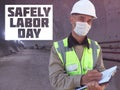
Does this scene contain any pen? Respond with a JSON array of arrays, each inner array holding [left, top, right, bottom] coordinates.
[[76, 86, 87, 90]]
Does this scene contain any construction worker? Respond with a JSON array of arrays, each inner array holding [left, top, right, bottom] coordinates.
[[49, 0, 107, 90]]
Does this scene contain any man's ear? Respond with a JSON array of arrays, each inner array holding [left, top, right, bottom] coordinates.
[[69, 15, 74, 25], [69, 15, 75, 28]]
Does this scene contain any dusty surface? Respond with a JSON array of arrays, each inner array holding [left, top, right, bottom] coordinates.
[[0, 49, 53, 90], [0, 49, 119, 90]]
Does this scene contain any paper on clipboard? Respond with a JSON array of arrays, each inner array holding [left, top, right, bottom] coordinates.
[[76, 66, 117, 90], [99, 65, 117, 84]]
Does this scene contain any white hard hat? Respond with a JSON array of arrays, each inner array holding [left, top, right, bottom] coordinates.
[[71, 0, 97, 19]]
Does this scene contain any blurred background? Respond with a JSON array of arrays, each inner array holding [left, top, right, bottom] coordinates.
[[0, 0, 120, 90]]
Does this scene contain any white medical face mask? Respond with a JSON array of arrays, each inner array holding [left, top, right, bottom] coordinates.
[[74, 22, 91, 36]]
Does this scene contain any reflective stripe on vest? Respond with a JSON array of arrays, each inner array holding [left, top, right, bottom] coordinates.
[[54, 38, 100, 75]]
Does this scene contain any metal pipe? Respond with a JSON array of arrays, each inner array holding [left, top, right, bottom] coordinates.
[[102, 51, 120, 54], [99, 40, 120, 44], [101, 46, 120, 49], [103, 58, 120, 63]]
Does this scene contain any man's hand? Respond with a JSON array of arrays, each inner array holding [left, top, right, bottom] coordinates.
[[87, 81, 106, 90], [81, 70, 102, 85]]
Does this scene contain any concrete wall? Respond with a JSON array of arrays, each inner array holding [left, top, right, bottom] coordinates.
[[1, 0, 120, 60], [1, 0, 120, 59], [0, 0, 23, 57]]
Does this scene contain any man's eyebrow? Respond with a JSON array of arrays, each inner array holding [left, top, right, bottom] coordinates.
[[79, 16, 85, 18], [78, 16, 85, 20]]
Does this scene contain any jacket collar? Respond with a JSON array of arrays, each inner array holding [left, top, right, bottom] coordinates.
[[68, 33, 89, 48]]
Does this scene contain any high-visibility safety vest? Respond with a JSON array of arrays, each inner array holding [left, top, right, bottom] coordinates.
[[54, 37, 100, 75]]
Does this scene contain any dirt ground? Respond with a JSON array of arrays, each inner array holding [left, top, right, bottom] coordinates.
[[0, 49, 53, 90], [0, 49, 119, 90]]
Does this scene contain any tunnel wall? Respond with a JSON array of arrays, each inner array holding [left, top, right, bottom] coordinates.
[[0, 0, 22, 57], [1, 0, 120, 60], [0, 0, 120, 90], [15, 0, 119, 61], [91, 0, 120, 61]]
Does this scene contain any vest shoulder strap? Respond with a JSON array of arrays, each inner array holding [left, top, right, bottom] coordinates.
[[54, 38, 68, 65], [54, 38, 100, 67], [89, 39, 100, 66]]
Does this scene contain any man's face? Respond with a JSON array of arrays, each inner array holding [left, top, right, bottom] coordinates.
[[70, 14, 94, 29]]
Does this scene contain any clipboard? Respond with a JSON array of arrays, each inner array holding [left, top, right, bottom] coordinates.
[[76, 66, 117, 90]]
